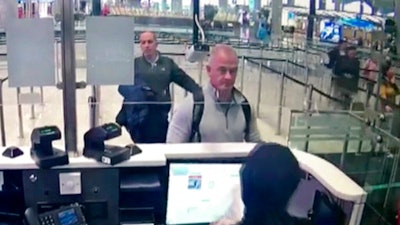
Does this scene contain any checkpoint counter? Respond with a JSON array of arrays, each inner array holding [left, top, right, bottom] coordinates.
[[0, 143, 367, 225]]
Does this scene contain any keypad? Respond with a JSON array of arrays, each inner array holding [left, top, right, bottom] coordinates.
[[39, 215, 56, 225]]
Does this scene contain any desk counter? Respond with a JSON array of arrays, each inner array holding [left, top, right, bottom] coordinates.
[[0, 143, 367, 204]]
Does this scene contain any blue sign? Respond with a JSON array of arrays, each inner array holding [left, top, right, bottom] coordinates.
[[288, 12, 295, 20], [248, 0, 255, 11], [188, 175, 202, 190]]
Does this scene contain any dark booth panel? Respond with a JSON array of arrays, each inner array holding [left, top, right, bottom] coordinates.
[[22, 168, 119, 225]]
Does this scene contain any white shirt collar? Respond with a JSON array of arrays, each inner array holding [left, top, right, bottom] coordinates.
[[145, 53, 159, 67]]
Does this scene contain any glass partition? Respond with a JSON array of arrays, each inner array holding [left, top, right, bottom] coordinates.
[[288, 109, 400, 221]]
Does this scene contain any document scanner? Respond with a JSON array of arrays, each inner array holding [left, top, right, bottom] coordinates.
[[30, 126, 69, 169], [83, 123, 132, 165]]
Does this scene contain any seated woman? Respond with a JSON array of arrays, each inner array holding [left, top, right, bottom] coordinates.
[[212, 142, 302, 225]]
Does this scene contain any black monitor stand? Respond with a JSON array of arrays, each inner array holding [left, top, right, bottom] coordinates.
[[83, 123, 133, 165], [30, 126, 69, 169]]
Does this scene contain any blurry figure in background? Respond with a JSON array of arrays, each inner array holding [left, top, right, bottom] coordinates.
[[357, 37, 363, 47], [101, 3, 110, 16], [362, 58, 378, 107], [325, 40, 347, 69], [18, 2, 24, 19], [256, 21, 270, 46], [332, 46, 360, 110], [380, 69, 399, 112]]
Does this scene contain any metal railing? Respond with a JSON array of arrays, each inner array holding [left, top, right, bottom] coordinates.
[[0, 77, 8, 146], [0, 39, 393, 146]]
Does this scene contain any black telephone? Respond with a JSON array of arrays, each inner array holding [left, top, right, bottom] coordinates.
[[25, 203, 87, 225]]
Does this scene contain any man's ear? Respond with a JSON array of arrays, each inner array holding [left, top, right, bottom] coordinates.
[[206, 65, 211, 74]]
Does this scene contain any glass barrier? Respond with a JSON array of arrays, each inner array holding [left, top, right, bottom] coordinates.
[[1, 38, 364, 149], [360, 203, 392, 225], [288, 109, 400, 222], [2, 1, 397, 223]]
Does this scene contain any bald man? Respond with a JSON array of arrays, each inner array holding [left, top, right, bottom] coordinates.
[[166, 44, 261, 143], [116, 31, 201, 143]]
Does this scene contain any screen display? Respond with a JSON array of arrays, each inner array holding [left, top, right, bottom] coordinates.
[[166, 163, 242, 225], [319, 20, 342, 43], [58, 208, 78, 225], [39, 128, 56, 135]]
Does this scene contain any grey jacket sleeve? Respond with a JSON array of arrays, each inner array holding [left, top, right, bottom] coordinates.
[[166, 96, 194, 143], [245, 104, 261, 142]]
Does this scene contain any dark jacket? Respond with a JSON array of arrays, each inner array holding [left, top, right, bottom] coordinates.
[[326, 47, 342, 69], [134, 53, 201, 111], [116, 53, 201, 143], [239, 142, 302, 225], [333, 56, 360, 93], [116, 78, 156, 142]]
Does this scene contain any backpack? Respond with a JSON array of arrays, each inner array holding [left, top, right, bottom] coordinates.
[[189, 90, 252, 142]]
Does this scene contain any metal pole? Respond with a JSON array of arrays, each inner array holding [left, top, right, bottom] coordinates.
[[30, 87, 35, 119], [276, 70, 285, 135], [16, 88, 24, 138], [240, 55, 245, 92], [192, 0, 199, 44], [256, 62, 263, 117], [375, 53, 384, 111], [395, 0, 400, 54], [0, 80, 6, 146], [89, 0, 102, 128], [27, 0, 32, 18], [384, 143, 400, 207], [339, 132, 350, 169], [170, 84, 175, 118], [198, 60, 203, 85], [304, 47, 310, 93], [61, 0, 78, 154], [89, 86, 100, 128], [88, 96, 95, 128], [304, 84, 313, 112], [304, 84, 313, 152], [307, 0, 316, 40], [40, 86, 44, 105]]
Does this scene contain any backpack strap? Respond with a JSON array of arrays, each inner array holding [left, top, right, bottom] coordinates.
[[241, 96, 252, 137], [190, 89, 251, 142], [190, 91, 205, 142]]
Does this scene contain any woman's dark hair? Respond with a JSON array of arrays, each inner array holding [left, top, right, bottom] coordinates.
[[240, 143, 302, 225]]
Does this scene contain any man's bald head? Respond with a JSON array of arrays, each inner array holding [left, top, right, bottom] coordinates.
[[206, 44, 239, 93], [139, 31, 157, 42], [208, 44, 238, 66], [139, 31, 158, 59]]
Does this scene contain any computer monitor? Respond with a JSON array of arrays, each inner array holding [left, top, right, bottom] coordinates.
[[166, 163, 242, 225], [319, 19, 343, 43]]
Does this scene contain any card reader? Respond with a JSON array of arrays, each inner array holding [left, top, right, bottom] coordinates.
[[30, 126, 69, 169], [83, 123, 133, 165]]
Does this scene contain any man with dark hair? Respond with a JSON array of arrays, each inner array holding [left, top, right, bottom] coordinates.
[[325, 40, 347, 69], [116, 31, 202, 143], [332, 46, 360, 109], [212, 142, 302, 225]]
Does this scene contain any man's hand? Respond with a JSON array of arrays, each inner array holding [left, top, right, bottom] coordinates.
[[210, 218, 238, 225]]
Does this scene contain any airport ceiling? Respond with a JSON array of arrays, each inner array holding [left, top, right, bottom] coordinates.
[[343, 0, 394, 12]]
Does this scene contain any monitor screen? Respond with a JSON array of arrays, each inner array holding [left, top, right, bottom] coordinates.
[[58, 208, 78, 225], [319, 20, 342, 43], [166, 163, 242, 225]]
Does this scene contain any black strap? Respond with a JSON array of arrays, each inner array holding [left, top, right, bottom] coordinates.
[[241, 96, 251, 137], [190, 90, 251, 142], [190, 92, 204, 142]]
